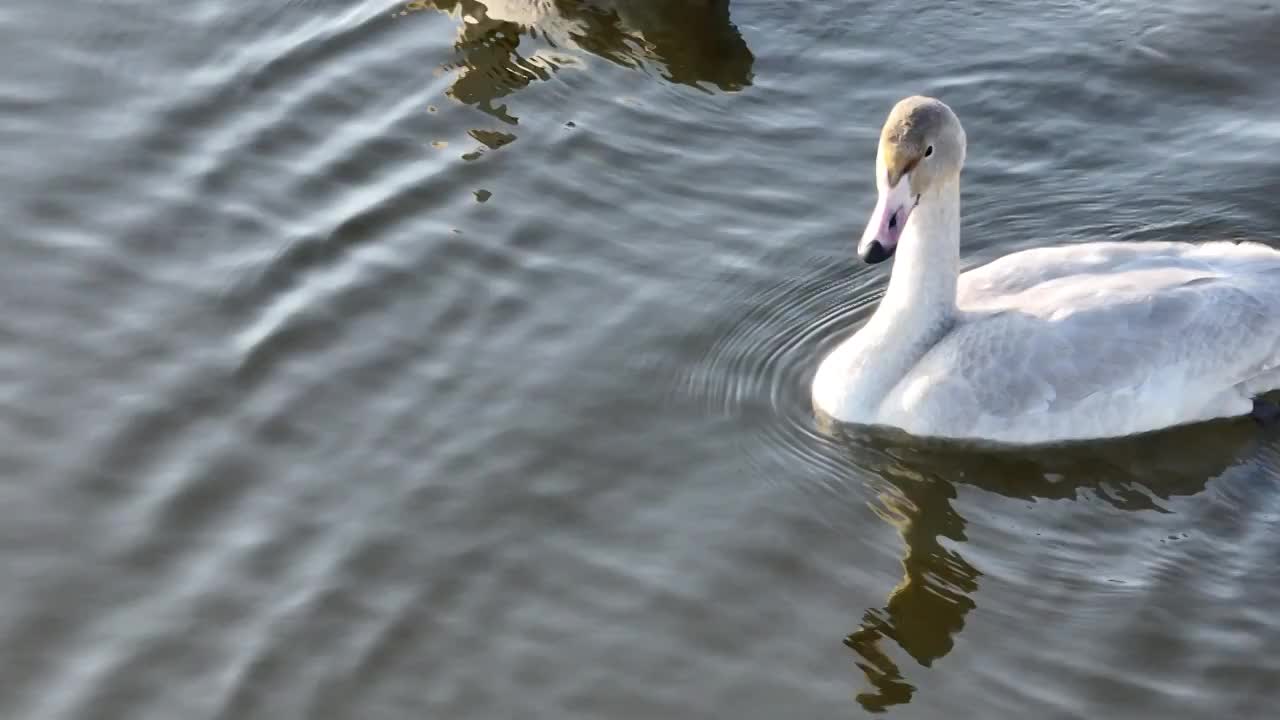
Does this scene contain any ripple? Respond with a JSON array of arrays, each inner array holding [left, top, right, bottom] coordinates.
[[10, 0, 1280, 717], [669, 252, 883, 484]]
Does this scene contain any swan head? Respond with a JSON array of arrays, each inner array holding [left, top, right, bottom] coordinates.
[[858, 96, 966, 264]]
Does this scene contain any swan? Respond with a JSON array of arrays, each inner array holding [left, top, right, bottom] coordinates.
[[812, 95, 1280, 445]]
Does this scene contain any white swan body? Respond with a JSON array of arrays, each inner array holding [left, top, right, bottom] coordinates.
[[812, 97, 1280, 445]]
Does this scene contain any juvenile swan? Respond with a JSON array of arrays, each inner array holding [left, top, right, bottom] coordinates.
[[812, 96, 1280, 445]]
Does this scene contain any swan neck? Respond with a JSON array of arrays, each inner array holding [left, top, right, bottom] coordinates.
[[879, 178, 960, 324], [810, 178, 962, 422]]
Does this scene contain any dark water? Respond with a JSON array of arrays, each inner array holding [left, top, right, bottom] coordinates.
[[4, 0, 1280, 717]]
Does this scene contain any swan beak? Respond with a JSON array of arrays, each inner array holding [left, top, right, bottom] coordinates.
[[858, 177, 914, 264]]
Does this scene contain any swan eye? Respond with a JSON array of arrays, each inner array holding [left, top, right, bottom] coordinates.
[[924, 145, 934, 157]]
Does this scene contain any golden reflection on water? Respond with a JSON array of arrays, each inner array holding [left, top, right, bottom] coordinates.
[[405, 0, 753, 153], [848, 460, 979, 711], [835, 420, 1261, 712]]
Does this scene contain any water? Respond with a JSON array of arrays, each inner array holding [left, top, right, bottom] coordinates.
[[3, 0, 1280, 717]]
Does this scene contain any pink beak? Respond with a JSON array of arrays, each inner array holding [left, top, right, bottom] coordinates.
[[857, 177, 914, 264]]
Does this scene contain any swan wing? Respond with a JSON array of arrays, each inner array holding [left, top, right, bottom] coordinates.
[[886, 241, 1280, 441]]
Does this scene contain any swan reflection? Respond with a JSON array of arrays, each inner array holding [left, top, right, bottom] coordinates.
[[835, 420, 1261, 711]]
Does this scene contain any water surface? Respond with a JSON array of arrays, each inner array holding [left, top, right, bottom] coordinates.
[[3, 0, 1280, 717]]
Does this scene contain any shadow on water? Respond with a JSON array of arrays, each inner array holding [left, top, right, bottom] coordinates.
[[829, 419, 1265, 712], [409, 0, 753, 128]]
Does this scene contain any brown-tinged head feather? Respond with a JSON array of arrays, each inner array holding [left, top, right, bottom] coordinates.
[[878, 96, 953, 187]]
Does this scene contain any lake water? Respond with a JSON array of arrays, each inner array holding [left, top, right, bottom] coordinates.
[[4, 0, 1280, 717]]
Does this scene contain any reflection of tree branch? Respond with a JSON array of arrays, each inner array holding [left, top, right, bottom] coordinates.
[[407, 0, 753, 129], [441, 14, 541, 125]]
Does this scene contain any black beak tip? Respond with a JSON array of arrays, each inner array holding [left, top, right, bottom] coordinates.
[[860, 241, 892, 265]]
